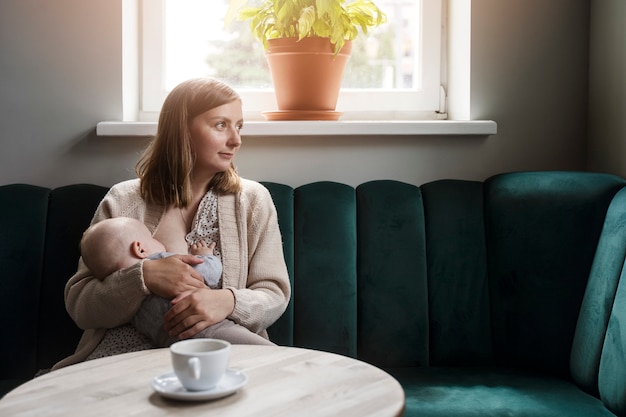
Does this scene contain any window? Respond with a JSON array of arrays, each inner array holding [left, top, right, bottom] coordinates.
[[139, 0, 443, 121]]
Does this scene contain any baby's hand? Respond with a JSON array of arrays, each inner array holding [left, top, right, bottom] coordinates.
[[189, 240, 216, 256]]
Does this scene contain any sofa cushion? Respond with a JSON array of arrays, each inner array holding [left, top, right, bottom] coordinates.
[[390, 367, 616, 417], [261, 182, 295, 347], [600, 271, 626, 415], [484, 171, 624, 376], [292, 182, 357, 357], [0, 184, 49, 382], [421, 179, 492, 367], [356, 180, 428, 368], [38, 184, 108, 370], [594, 190, 626, 415], [571, 187, 626, 399]]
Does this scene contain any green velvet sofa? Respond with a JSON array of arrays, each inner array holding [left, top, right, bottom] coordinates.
[[2, 171, 626, 416]]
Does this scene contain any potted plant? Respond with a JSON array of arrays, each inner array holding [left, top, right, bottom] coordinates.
[[226, 0, 387, 120]]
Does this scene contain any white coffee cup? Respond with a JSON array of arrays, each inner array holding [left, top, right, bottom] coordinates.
[[170, 339, 231, 391]]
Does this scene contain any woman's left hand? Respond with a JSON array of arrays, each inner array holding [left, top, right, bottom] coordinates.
[[163, 288, 235, 339]]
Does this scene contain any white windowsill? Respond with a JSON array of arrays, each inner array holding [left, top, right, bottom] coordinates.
[[96, 120, 497, 137]]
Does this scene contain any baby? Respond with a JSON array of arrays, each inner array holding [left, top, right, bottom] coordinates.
[[80, 217, 273, 347]]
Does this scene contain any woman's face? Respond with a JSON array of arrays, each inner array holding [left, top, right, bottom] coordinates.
[[189, 100, 243, 180]]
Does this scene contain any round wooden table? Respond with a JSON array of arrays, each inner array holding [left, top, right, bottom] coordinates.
[[0, 345, 405, 416]]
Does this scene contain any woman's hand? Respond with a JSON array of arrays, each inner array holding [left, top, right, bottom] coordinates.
[[163, 288, 235, 340], [142, 255, 206, 299]]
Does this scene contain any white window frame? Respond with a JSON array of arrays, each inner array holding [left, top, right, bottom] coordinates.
[[138, 0, 443, 122]]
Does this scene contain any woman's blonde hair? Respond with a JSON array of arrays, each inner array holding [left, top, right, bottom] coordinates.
[[136, 78, 242, 207]]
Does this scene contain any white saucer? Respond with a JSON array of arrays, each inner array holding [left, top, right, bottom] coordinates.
[[152, 369, 248, 401]]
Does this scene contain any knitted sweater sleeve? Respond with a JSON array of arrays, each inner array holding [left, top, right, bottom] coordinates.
[[220, 180, 291, 334], [64, 180, 152, 329]]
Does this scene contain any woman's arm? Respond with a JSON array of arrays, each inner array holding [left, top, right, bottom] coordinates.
[[67, 254, 207, 330], [163, 287, 235, 339], [162, 181, 291, 339], [226, 182, 291, 333], [65, 180, 206, 330], [65, 260, 148, 329], [65, 182, 149, 329]]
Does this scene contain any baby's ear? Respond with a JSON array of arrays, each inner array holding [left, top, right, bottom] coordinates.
[[131, 241, 149, 259]]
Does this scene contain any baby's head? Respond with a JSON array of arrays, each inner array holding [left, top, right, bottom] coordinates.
[[81, 217, 166, 279]]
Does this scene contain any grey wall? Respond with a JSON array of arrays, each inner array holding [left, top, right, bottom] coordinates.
[[587, 0, 626, 177], [0, 0, 593, 189]]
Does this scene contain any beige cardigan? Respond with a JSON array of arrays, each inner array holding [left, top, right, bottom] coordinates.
[[53, 178, 290, 369]]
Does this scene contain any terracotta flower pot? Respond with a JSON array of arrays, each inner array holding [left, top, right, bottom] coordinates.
[[264, 37, 352, 119]]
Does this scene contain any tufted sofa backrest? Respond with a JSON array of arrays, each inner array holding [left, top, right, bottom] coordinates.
[[268, 173, 625, 369], [2, 171, 626, 413], [0, 183, 108, 384], [570, 187, 626, 413]]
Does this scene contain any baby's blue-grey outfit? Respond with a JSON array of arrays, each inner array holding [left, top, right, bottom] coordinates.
[[131, 252, 221, 347]]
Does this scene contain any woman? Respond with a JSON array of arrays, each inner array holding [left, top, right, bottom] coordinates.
[[53, 78, 290, 369]]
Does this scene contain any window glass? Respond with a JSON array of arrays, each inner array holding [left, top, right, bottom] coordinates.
[[142, 0, 442, 120], [165, 0, 421, 90]]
